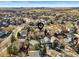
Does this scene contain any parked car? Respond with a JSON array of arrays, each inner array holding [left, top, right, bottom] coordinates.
[[1, 21, 9, 27], [0, 31, 12, 38]]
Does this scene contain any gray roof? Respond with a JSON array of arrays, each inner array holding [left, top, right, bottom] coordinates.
[[40, 36, 51, 44], [19, 30, 27, 37]]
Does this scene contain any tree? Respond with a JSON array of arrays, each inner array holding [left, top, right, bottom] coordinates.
[[8, 45, 19, 56], [29, 22, 34, 26], [34, 44, 41, 50], [39, 44, 47, 57], [11, 34, 16, 43], [43, 17, 50, 21]]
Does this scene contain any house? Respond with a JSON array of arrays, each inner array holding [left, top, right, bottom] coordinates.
[[18, 30, 27, 39], [52, 40, 64, 52], [0, 22, 2, 27], [68, 27, 77, 34], [29, 40, 39, 46], [54, 31, 66, 38], [66, 33, 73, 43], [66, 32, 78, 47], [40, 36, 50, 44], [40, 36, 52, 49]]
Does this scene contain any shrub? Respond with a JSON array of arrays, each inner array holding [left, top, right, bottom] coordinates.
[[76, 44, 79, 54]]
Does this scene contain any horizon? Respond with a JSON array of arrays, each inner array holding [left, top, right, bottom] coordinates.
[[0, 1, 79, 7]]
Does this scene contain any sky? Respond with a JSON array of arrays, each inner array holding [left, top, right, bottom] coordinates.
[[0, 1, 79, 7]]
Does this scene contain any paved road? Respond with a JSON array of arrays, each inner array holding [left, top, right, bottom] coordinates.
[[28, 50, 40, 57]]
